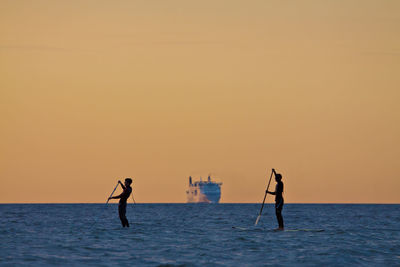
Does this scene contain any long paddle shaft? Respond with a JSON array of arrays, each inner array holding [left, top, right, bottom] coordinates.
[[106, 182, 119, 204], [255, 169, 274, 226], [89, 182, 120, 230]]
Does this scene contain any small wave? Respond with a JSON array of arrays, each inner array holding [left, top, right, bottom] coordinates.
[[1, 204, 399, 266]]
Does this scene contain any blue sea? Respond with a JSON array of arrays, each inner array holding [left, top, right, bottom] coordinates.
[[0, 204, 399, 266]]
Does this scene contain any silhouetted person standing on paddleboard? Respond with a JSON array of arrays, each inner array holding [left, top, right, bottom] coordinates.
[[108, 178, 132, 227], [266, 169, 284, 230]]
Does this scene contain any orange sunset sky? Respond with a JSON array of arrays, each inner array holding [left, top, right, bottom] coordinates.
[[1, 1, 399, 203]]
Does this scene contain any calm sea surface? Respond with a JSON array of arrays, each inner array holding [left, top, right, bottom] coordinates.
[[0, 204, 399, 266]]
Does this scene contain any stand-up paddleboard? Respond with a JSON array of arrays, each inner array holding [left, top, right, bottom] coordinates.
[[232, 226, 324, 232], [267, 228, 325, 232], [231, 226, 264, 231], [232, 226, 251, 231], [284, 229, 324, 232]]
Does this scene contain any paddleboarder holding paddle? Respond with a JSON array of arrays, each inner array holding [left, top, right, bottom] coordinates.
[[108, 178, 133, 227], [266, 169, 284, 230]]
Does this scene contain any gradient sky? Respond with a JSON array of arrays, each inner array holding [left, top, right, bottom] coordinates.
[[1, 0, 399, 203]]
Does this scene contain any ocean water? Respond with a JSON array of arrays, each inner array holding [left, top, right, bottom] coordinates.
[[0, 204, 399, 266]]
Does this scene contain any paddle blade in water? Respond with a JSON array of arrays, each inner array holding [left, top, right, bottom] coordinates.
[[255, 215, 261, 226]]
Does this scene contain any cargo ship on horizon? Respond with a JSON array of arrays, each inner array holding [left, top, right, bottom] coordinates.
[[186, 175, 222, 203]]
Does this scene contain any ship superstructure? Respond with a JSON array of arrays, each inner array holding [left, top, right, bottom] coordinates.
[[186, 176, 222, 203]]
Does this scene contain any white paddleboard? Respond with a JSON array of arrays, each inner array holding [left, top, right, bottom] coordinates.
[[283, 229, 324, 232], [232, 226, 324, 232]]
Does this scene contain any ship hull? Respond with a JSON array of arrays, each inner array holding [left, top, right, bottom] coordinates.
[[186, 177, 222, 203]]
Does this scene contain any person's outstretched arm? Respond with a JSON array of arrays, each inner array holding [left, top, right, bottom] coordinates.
[[108, 181, 125, 200], [109, 193, 121, 200], [118, 180, 126, 190], [267, 169, 277, 195], [110, 186, 130, 200]]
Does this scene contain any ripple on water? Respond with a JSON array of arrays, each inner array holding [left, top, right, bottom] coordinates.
[[0, 204, 400, 266]]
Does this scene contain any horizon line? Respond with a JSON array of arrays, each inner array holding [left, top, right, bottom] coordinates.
[[0, 202, 399, 205]]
